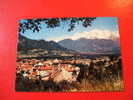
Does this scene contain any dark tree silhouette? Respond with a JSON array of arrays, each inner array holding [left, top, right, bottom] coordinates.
[[19, 17, 96, 33]]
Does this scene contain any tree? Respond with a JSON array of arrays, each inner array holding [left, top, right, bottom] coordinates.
[[19, 17, 96, 33]]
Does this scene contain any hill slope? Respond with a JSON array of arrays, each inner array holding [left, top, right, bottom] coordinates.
[[17, 34, 75, 57]]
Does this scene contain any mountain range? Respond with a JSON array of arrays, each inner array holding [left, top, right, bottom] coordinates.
[[17, 34, 74, 56], [17, 34, 120, 57], [58, 38, 120, 53]]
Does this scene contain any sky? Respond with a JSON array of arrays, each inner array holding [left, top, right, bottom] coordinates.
[[20, 17, 120, 42]]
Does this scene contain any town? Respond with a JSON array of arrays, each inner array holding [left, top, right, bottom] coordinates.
[[16, 55, 123, 92]]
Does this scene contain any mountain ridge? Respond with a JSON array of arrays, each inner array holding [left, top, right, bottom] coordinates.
[[58, 38, 120, 53], [17, 34, 75, 56]]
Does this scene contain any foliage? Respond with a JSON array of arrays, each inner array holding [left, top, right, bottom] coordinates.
[[19, 17, 96, 33]]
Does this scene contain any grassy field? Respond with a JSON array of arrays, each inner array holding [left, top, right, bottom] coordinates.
[[68, 79, 124, 92], [16, 74, 124, 92]]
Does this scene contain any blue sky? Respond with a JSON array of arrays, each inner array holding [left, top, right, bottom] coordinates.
[[20, 17, 119, 41]]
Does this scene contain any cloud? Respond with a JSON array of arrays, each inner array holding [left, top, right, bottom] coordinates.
[[48, 37, 67, 42], [47, 29, 119, 42]]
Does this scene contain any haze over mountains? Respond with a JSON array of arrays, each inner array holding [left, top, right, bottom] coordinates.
[[48, 29, 119, 42]]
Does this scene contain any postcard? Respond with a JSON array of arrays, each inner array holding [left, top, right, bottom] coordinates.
[[16, 17, 124, 92]]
